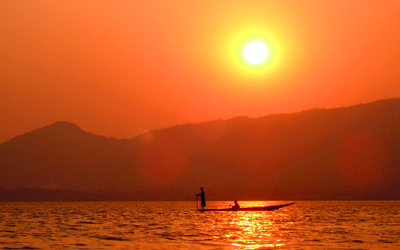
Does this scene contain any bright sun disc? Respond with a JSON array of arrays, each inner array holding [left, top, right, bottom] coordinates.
[[243, 41, 268, 64]]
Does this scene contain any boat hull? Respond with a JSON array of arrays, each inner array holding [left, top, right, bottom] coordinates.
[[198, 202, 295, 212]]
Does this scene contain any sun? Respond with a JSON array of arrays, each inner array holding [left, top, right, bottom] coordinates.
[[243, 41, 268, 64]]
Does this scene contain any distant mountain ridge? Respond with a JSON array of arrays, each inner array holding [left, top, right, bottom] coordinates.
[[1, 98, 400, 201]]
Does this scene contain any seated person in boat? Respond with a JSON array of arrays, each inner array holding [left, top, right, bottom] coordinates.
[[230, 200, 240, 210]]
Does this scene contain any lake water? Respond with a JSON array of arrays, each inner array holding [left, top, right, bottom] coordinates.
[[0, 201, 399, 249]]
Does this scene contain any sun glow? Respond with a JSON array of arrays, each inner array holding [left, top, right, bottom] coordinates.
[[243, 41, 268, 64], [223, 28, 283, 85]]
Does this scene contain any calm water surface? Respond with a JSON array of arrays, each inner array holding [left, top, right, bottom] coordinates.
[[0, 201, 399, 249]]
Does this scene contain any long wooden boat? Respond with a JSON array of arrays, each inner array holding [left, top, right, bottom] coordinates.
[[198, 202, 295, 212]]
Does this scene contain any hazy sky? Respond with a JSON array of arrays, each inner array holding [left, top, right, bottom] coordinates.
[[1, 0, 400, 143]]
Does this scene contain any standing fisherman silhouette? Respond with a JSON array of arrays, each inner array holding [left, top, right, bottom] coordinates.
[[196, 187, 206, 210]]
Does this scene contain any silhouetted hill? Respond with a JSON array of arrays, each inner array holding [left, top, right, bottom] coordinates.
[[0, 122, 139, 192], [1, 99, 400, 201]]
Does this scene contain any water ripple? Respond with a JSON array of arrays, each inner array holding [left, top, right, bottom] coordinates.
[[0, 201, 399, 249]]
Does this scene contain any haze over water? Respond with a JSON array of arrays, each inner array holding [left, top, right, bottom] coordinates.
[[1, 201, 399, 249]]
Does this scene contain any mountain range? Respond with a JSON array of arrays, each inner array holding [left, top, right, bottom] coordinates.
[[1, 98, 400, 201]]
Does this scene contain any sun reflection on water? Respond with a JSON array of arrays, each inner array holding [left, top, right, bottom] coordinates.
[[211, 201, 290, 249]]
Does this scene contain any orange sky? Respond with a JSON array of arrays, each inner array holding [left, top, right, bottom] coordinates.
[[1, 0, 400, 143]]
